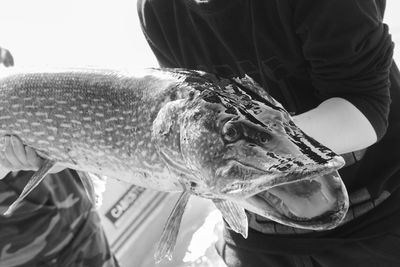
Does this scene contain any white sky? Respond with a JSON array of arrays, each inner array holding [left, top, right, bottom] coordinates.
[[0, 1, 399, 68], [0, 0, 157, 68]]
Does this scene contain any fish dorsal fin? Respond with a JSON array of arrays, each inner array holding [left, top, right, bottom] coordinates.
[[213, 199, 248, 238], [4, 159, 57, 216], [154, 191, 190, 263]]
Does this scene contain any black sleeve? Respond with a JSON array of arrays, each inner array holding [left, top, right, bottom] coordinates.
[[137, 0, 179, 68], [293, 0, 393, 140]]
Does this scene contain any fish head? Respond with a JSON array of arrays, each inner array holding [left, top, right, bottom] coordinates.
[[178, 88, 348, 230]]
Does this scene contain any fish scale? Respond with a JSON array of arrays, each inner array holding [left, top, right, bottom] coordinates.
[[0, 68, 348, 262], [0, 69, 185, 190]]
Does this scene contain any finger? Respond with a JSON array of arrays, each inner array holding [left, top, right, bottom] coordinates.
[[25, 145, 41, 170], [4, 136, 25, 170], [11, 136, 29, 165], [0, 137, 10, 170], [49, 165, 66, 174], [26, 145, 64, 173], [0, 156, 15, 171]]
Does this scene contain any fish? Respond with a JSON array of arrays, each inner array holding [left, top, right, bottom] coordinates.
[[0, 68, 348, 262]]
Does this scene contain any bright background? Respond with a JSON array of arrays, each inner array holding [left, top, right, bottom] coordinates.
[[0, 1, 399, 69], [0, 0, 157, 68]]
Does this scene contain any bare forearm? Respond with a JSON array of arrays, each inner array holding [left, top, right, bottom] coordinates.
[[292, 97, 377, 155]]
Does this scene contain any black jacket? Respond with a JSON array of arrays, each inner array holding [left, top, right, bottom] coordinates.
[[138, 0, 400, 241]]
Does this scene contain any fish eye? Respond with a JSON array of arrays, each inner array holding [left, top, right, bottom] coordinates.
[[222, 123, 241, 143], [258, 132, 271, 144]]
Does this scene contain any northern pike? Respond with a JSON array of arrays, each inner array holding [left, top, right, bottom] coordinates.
[[0, 68, 348, 262]]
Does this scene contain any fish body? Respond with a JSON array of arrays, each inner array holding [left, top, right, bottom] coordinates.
[[0, 68, 348, 261], [0, 69, 191, 191]]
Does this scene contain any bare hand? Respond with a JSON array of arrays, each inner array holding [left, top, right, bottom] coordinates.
[[0, 135, 65, 178]]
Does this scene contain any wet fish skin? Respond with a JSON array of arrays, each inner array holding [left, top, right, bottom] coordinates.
[[0, 67, 347, 224], [0, 68, 348, 262], [0, 68, 188, 191]]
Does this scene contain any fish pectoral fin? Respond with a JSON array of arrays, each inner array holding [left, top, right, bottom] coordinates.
[[4, 159, 57, 216], [213, 199, 248, 239], [154, 191, 190, 263]]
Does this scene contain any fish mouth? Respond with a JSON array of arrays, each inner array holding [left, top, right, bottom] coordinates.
[[218, 158, 343, 197], [215, 158, 348, 230], [237, 171, 349, 230]]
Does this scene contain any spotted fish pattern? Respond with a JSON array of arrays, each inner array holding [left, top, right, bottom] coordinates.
[[0, 69, 189, 191], [0, 68, 349, 262]]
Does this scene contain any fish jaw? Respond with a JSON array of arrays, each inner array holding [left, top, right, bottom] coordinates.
[[207, 132, 348, 230], [214, 156, 344, 196], [234, 171, 349, 230], [207, 158, 348, 230]]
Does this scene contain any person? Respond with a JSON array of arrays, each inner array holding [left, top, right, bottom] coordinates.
[[0, 47, 119, 267], [137, 1, 400, 266]]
